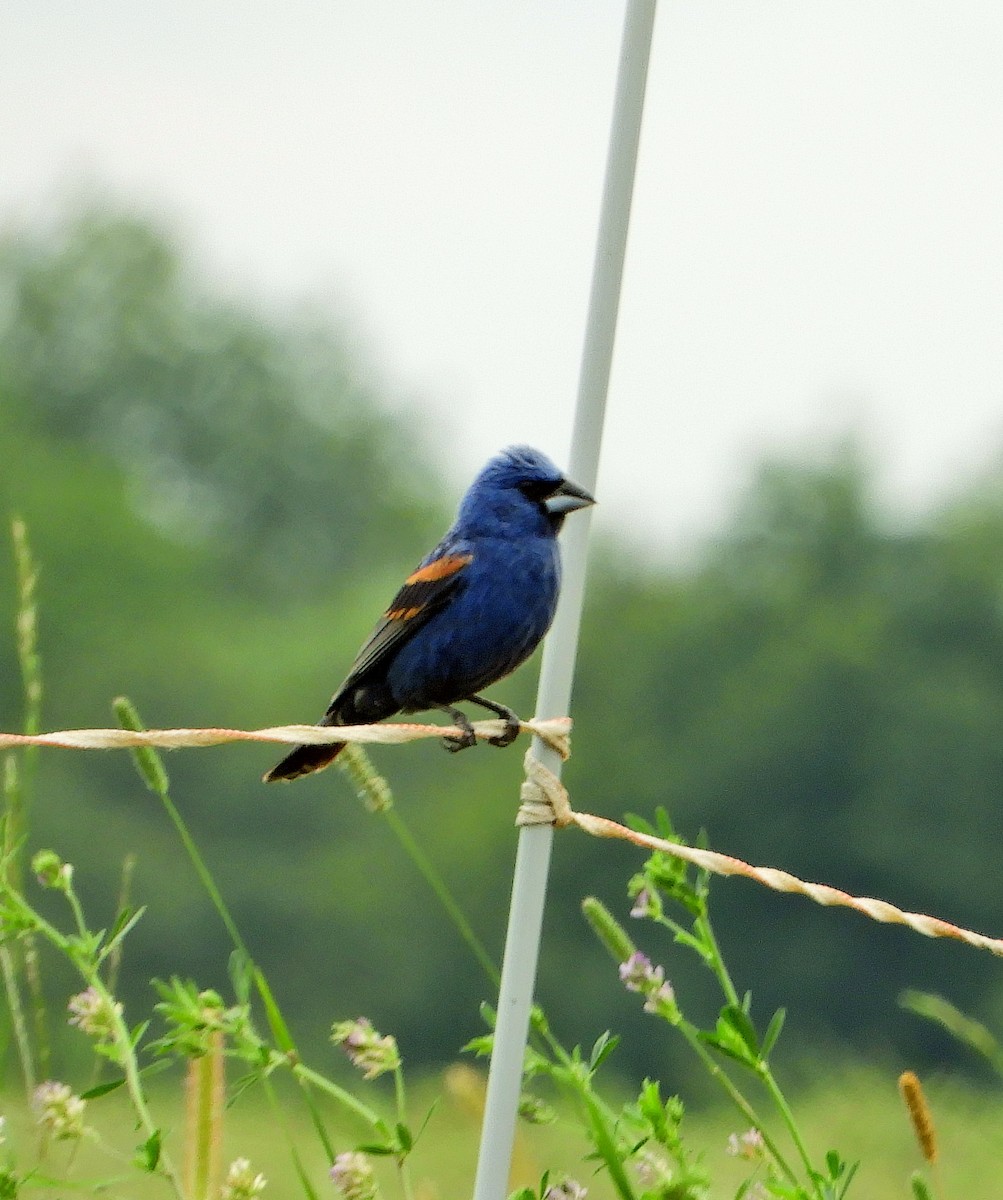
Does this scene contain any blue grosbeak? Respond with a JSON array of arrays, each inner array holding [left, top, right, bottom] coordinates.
[[264, 445, 594, 781]]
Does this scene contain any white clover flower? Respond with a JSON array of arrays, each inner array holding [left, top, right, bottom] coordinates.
[[726, 1128, 766, 1160], [544, 1180, 588, 1199], [634, 1150, 672, 1186], [67, 986, 123, 1040], [221, 1156, 267, 1198], [329, 1151, 379, 1200], [33, 1081, 86, 1139]]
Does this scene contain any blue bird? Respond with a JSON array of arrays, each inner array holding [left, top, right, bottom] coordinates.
[[264, 445, 595, 781]]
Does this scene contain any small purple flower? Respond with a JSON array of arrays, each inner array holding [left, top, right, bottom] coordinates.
[[330, 1151, 378, 1199], [619, 952, 677, 1016], [619, 951, 657, 991], [331, 1018, 400, 1080], [630, 887, 657, 919]]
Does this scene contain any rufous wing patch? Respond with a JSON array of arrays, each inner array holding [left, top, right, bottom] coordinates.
[[405, 553, 474, 585], [385, 605, 425, 621]]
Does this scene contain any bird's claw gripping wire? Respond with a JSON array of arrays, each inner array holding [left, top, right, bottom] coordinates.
[[438, 705, 479, 752], [438, 698, 524, 752], [467, 694, 522, 748], [485, 714, 521, 748]]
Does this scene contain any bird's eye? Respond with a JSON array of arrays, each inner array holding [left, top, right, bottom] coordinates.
[[517, 479, 558, 502]]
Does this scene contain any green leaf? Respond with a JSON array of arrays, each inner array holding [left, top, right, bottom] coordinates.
[[101, 904, 146, 960], [355, 1142, 395, 1157], [81, 1076, 127, 1100], [479, 1001, 498, 1028], [462, 1034, 494, 1057], [761, 1008, 786, 1058], [289, 1143, 322, 1200], [228, 949, 254, 1005], [699, 1012, 758, 1068], [588, 1030, 620, 1072], [721, 1003, 760, 1056], [136, 1129, 161, 1173], [900, 988, 1003, 1074], [254, 967, 296, 1055], [582, 1091, 638, 1200], [909, 1171, 934, 1200], [636, 1078, 672, 1143]]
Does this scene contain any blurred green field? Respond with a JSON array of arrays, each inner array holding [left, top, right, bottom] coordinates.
[[1, 1059, 997, 1198], [4, 206, 1003, 1200]]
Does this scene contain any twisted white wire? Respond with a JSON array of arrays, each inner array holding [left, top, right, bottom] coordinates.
[[0, 717, 572, 757], [4, 717, 999, 956], [516, 751, 1003, 958]]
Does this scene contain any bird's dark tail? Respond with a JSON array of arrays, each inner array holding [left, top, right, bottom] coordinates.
[[262, 740, 346, 782], [263, 714, 347, 783]]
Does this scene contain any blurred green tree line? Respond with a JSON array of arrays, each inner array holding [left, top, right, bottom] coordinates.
[[1, 205, 1002, 1087]]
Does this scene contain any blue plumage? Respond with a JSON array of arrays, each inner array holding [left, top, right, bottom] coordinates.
[[264, 445, 594, 781]]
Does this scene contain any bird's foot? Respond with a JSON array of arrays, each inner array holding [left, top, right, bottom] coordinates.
[[467, 695, 522, 748], [486, 713, 521, 748], [438, 706, 478, 753]]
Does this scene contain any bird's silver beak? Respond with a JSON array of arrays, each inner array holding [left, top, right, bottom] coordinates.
[[544, 477, 596, 515]]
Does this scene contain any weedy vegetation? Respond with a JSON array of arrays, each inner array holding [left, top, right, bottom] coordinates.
[[0, 521, 998, 1199]]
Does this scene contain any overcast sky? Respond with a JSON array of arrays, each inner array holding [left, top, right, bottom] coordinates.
[[4, 2, 1003, 554]]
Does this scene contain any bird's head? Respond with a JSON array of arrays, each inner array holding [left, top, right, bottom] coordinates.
[[457, 445, 595, 538]]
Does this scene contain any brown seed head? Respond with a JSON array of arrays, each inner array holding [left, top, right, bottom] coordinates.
[[899, 1070, 937, 1165]]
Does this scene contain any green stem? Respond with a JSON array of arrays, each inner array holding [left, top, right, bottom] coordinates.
[[692, 908, 741, 1009], [187, 1037, 223, 1200], [756, 1064, 823, 1199], [155, 788, 249, 957], [0, 942, 35, 1097], [393, 1065, 415, 1200], [675, 1016, 798, 1185], [97, 971, 185, 1197], [575, 1088, 636, 1200], [260, 1075, 324, 1200], [691, 899, 819, 1196], [154, 780, 358, 1148], [115, 700, 359, 1163], [5, 519, 49, 1090], [291, 1062, 383, 1128], [64, 879, 91, 943], [370, 772, 648, 1190], [338, 744, 501, 987], [380, 807, 500, 988], [0, 885, 185, 1197], [0, 757, 37, 1098]]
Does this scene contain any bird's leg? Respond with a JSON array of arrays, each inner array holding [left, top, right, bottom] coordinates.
[[436, 704, 478, 752], [466, 694, 522, 748]]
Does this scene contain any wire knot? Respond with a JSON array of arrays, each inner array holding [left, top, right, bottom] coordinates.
[[516, 750, 573, 828]]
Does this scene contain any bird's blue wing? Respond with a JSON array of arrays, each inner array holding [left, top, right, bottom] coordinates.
[[330, 550, 474, 702]]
